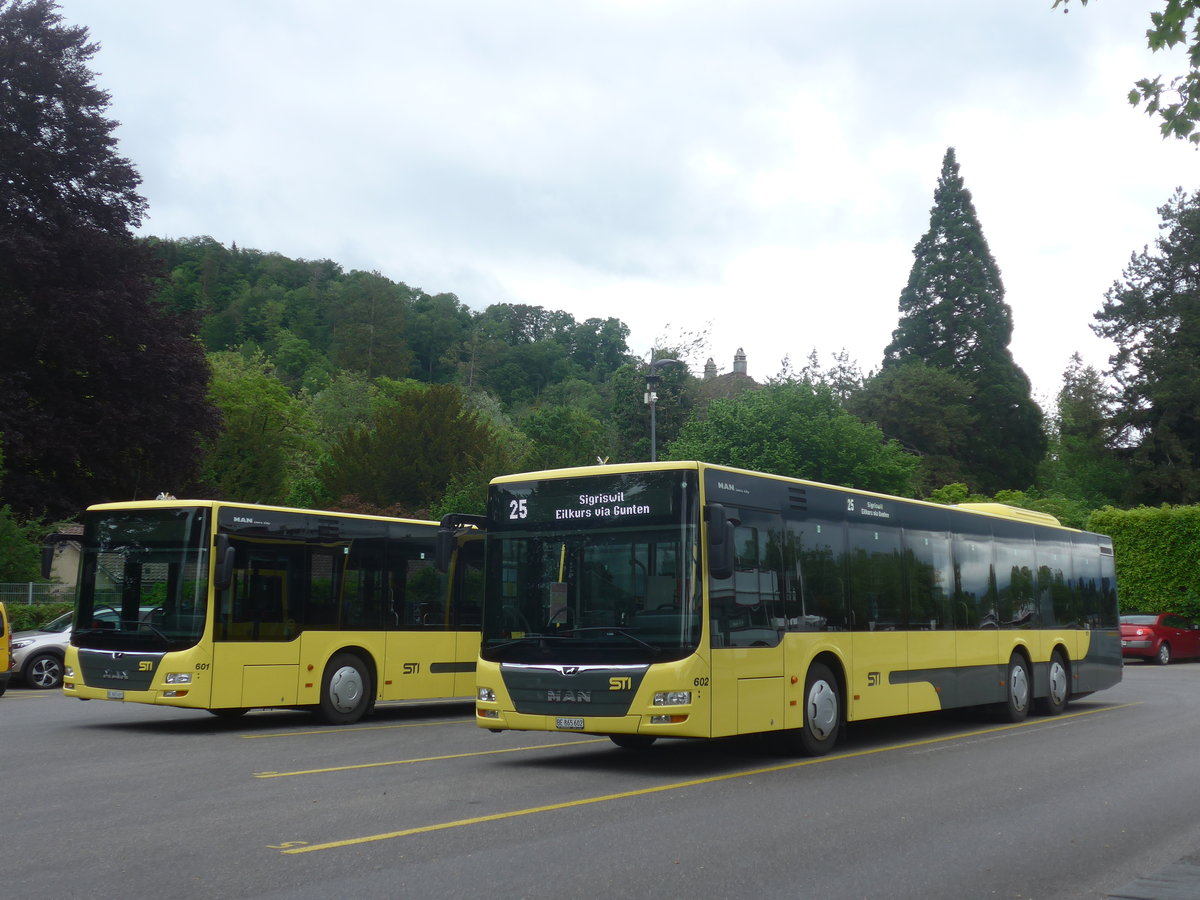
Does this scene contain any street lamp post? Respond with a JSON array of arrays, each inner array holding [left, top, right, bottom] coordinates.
[[645, 357, 683, 462]]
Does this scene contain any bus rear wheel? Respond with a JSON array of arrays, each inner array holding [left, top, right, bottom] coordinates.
[[319, 652, 373, 725], [1036, 649, 1069, 716], [791, 663, 840, 757], [1000, 653, 1031, 723]]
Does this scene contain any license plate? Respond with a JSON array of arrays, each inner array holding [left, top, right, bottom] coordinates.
[[107, 690, 124, 700], [555, 717, 584, 730]]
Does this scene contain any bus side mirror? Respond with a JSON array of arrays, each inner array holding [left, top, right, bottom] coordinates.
[[436, 514, 485, 574], [214, 534, 236, 591], [707, 504, 737, 580], [436, 529, 456, 574]]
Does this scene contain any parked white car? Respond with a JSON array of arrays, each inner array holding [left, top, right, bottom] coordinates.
[[11, 607, 157, 689], [10, 611, 74, 689]]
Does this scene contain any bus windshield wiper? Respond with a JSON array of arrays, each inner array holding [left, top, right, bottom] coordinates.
[[487, 633, 571, 651], [566, 627, 661, 652]]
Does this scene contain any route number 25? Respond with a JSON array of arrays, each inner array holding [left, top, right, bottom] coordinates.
[[509, 499, 528, 519]]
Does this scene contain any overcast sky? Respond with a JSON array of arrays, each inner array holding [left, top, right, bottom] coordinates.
[[55, 0, 1198, 404]]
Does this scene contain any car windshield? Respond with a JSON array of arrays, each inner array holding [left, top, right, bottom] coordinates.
[[1120, 615, 1160, 625], [73, 506, 211, 653], [38, 612, 73, 633], [482, 470, 701, 665]]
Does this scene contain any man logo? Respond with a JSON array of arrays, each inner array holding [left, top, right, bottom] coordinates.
[[560, 666, 580, 676], [546, 690, 591, 702]]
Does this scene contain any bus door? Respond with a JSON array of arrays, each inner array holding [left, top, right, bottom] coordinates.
[[848, 524, 909, 719], [383, 551, 458, 700], [709, 514, 785, 737], [212, 542, 303, 709], [904, 529, 956, 713]]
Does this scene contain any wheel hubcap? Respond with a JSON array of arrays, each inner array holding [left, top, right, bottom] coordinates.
[[806, 680, 838, 740], [32, 659, 61, 688], [1010, 663, 1029, 712], [1048, 660, 1067, 706], [328, 665, 363, 713]]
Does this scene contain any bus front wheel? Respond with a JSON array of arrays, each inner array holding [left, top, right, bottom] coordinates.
[[792, 663, 840, 756], [319, 652, 373, 725]]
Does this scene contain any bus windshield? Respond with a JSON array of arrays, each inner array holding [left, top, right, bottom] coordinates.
[[74, 507, 211, 653], [483, 470, 701, 664]]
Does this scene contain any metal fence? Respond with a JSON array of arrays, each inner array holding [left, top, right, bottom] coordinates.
[[0, 583, 71, 605]]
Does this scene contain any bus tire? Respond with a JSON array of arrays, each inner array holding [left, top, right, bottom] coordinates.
[[1036, 649, 1069, 716], [795, 663, 840, 756], [319, 652, 373, 725], [610, 734, 656, 750], [1000, 653, 1031, 723]]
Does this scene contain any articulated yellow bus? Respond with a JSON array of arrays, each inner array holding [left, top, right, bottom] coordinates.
[[474, 462, 1122, 753], [62, 500, 481, 724]]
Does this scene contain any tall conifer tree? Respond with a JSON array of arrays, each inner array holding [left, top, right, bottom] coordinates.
[[883, 148, 1045, 493], [1094, 187, 1200, 504]]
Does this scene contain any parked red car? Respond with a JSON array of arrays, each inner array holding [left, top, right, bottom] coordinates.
[[1120, 613, 1200, 665]]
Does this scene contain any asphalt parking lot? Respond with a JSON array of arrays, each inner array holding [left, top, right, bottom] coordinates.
[[5, 664, 1200, 899]]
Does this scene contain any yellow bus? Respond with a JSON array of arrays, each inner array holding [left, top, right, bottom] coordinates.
[[62, 500, 482, 724], [474, 462, 1122, 753]]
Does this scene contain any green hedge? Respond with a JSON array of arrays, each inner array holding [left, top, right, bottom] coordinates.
[[4, 602, 73, 632], [1088, 505, 1200, 618]]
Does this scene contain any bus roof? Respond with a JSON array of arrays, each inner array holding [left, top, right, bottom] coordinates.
[[489, 461, 1067, 529], [83, 499, 437, 527]]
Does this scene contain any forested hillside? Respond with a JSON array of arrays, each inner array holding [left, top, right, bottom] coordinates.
[[7, 0, 1200, 613]]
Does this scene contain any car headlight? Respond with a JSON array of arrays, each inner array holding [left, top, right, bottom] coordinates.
[[11, 639, 33, 650]]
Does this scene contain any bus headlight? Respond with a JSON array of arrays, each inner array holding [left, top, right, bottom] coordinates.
[[653, 691, 691, 706], [64, 665, 75, 678], [164, 672, 192, 684], [477, 687, 496, 703]]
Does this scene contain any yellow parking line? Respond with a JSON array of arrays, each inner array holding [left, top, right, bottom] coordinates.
[[255, 738, 607, 778], [279, 703, 1134, 855]]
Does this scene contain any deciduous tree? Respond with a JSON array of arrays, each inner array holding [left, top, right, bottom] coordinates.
[[1055, 0, 1200, 144], [665, 381, 919, 496], [0, 0, 217, 517], [320, 384, 500, 515], [201, 351, 318, 505]]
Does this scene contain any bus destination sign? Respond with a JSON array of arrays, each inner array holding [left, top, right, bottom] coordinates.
[[491, 471, 694, 532]]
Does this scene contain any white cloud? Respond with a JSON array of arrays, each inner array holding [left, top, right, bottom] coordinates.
[[58, 0, 1199, 401]]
